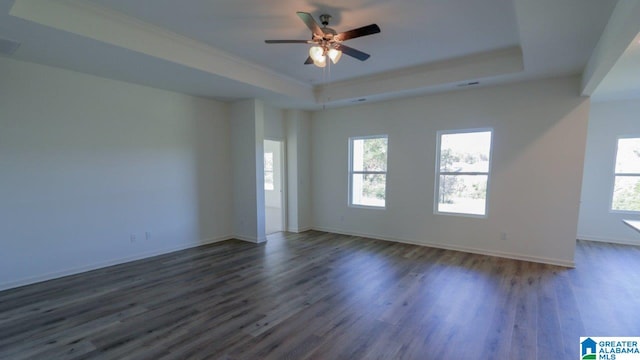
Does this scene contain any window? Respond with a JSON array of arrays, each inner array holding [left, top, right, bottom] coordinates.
[[349, 135, 388, 208], [264, 152, 274, 191], [435, 129, 492, 217], [611, 137, 640, 212]]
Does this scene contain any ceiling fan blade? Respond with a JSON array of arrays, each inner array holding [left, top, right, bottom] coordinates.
[[334, 44, 371, 61], [297, 11, 324, 36], [265, 40, 313, 44], [335, 24, 381, 42], [304, 56, 314, 65]]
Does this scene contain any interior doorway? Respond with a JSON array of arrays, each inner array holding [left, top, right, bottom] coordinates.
[[264, 139, 285, 234]]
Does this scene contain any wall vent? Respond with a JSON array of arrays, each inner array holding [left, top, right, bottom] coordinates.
[[457, 81, 480, 87], [0, 38, 21, 55]]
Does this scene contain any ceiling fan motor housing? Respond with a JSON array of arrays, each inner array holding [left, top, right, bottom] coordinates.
[[318, 14, 337, 40], [319, 14, 331, 26]]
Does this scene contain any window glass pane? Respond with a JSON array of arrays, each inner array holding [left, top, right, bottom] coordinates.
[[264, 152, 274, 190], [264, 171, 274, 191], [440, 131, 491, 172], [264, 152, 273, 171], [612, 176, 640, 211], [615, 138, 640, 174], [352, 174, 386, 207], [353, 137, 387, 172], [438, 175, 488, 215]]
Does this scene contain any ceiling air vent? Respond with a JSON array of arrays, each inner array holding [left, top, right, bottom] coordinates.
[[0, 38, 21, 55], [457, 81, 480, 87]]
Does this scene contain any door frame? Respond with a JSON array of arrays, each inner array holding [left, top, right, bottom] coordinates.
[[264, 138, 287, 232]]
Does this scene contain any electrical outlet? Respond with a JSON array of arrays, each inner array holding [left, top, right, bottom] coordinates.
[[500, 232, 507, 241], [130, 234, 136, 243], [145, 231, 151, 241]]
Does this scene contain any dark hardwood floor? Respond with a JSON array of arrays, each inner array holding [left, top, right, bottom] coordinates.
[[1, 231, 639, 359]]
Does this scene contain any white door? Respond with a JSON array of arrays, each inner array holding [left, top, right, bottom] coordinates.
[[264, 140, 284, 234]]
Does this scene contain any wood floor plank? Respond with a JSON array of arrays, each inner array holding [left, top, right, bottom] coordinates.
[[1, 231, 639, 359], [509, 261, 538, 360]]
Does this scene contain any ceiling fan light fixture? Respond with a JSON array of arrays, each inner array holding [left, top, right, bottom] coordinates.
[[313, 55, 327, 68], [328, 48, 342, 64], [309, 46, 325, 63]]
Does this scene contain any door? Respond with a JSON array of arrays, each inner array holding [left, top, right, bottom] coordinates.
[[264, 140, 285, 234]]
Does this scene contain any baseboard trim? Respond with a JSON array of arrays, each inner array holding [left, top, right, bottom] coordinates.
[[312, 226, 575, 268], [0, 235, 233, 292], [577, 234, 640, 246], [287, 226, 312, 233], [2, 227, 581, 292], [234, 235, 267, 244]]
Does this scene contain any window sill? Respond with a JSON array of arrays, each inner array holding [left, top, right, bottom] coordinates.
[[349, 204, 386, 210], [434, 211, 487, 219], [610, 209, 640, 215], [623, 219, 640, 234]]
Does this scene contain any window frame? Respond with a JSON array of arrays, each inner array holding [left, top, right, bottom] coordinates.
[[434, 128, 493, 218], [610, 135, 640, 214], [348, 134, 389, 209]]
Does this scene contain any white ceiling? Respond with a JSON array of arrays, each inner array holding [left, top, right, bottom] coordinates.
[[88, 0, 521, 85], [0, 0, 631, 109], [591, 32, 640, 102]]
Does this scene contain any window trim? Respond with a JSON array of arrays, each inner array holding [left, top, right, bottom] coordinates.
[[610, 135, 640, 214], [434, 128, 493, 218], [348, 134, 389, 209]]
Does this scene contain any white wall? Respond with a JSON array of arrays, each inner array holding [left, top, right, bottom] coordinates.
[[263, 104, 285, 214], [264, 105, 314, 233], [286, 110, 313, 232], [0, 55, 595, 291], [0, 57, 232, 290], [230, 99, 266, 243], [311, 76, 589, 266], [578, 99, 640, 245], [264, 105, 285, 141]]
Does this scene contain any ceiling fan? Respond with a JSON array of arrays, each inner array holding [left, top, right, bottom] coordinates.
[[265, 12, 381, 68]]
